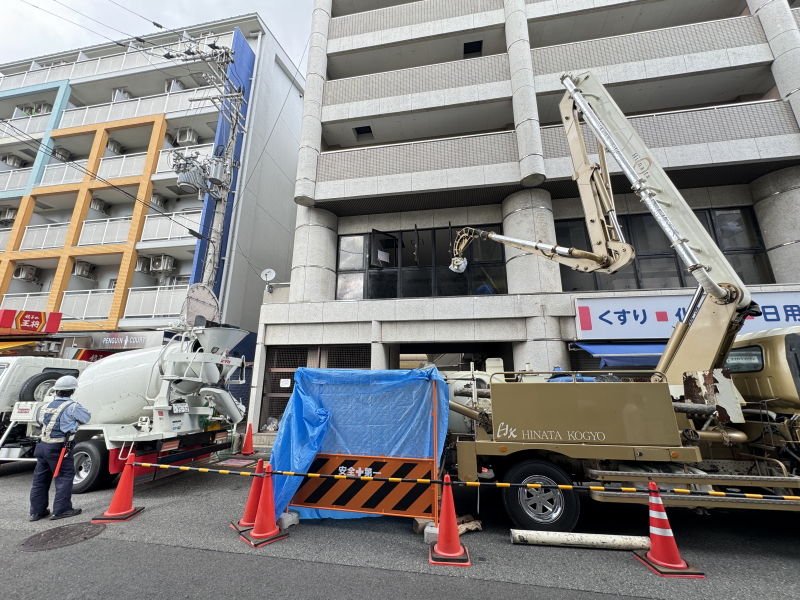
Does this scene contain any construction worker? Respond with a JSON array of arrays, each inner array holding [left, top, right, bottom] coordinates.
[[29, 375, 91, 521]]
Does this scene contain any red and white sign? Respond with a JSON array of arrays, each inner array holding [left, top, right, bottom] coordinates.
[[575, 291, 800, 340], [0, 309, 61, 334]]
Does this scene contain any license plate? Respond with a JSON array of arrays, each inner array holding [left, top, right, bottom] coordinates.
[[172, 403, 189, 414]]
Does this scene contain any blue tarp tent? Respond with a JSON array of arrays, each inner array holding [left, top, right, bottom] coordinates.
[[270, 367, 449, 519]]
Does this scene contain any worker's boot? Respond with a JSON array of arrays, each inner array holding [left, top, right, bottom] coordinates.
[[29, 510, 50, 522], [50, 508, 82, 520]]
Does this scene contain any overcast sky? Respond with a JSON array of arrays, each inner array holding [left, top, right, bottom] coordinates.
[[3, 0, 313, 71]]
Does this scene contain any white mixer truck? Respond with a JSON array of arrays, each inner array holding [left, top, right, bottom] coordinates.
[[0, 323, 248, 493]]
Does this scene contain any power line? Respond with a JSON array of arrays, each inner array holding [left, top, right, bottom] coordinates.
[[106, 0, 164, 30], [19, 0, 127, 48], [51, 0, 152, 46]]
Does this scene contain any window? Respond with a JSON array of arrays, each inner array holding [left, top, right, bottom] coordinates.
[[353, 125, 374, 142], [725, 345, 764, 373], [555, 207, 773, 292], [463, 40, 483, 59], [336, 225, 507, 300]]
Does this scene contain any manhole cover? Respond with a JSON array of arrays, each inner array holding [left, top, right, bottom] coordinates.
[[19, 523, 106, 552]]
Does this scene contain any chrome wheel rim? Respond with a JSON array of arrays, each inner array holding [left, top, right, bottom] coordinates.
[[73, 452, 92, 484], [33, 380, 55, 402], [518, 475, 564, 524]]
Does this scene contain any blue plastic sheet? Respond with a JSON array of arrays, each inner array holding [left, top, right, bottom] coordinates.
[[270, 367, 449, 519]]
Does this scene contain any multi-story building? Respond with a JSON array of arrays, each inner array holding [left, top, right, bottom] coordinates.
[[249, 0, 800, 430], [0, 13, 303, 357]]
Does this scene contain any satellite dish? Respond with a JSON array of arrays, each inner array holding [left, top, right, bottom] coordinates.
[[260, 268, 276, 282], [180, 283, 220, 326]]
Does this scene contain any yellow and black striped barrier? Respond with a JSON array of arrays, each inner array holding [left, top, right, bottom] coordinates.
[[133, 463, 800, 502]]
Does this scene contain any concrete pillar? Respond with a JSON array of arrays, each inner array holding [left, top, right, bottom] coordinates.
[[504, 0, 545, 187], [246, 325, 268, 430], [751, 165, 800, 283], [747, 0, 800, 122], [502, 189, 562, 294], [289, 205, 338, 302], [513, 316, 570, 371], [294, 0, 331, 206]]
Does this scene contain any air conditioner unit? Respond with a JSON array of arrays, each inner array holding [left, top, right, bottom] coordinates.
[[89, 198, 108, 214], [135, 256, 151, 273], [106, 139, 123, 155], [112, 88, 132, 103], [0, 208, 18, 222], [176, 128, 199, 147], [150, 255, 175, 272], [12, 264, 38, 282], [1, 155, 24, 169], [72, 260, 96, 280], [165, 79, 186, 93], [150, 194, 166, 210], [52, 147, 71, 162], [32, 102, 52, 115]]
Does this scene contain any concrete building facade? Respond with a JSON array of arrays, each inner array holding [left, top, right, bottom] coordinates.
[[0, 14, 303, 356], [250, 0, 800, 430]]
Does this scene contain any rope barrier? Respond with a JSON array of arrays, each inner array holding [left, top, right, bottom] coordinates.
[[133, 463, 800, 502]]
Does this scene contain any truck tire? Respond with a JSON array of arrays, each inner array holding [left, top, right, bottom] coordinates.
[[72, 440, 113, 494], [18, 372, 60, 403], [502, 459, 580, 532]]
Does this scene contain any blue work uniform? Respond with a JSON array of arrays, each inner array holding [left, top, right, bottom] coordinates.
[[29, 396, 91, 516]]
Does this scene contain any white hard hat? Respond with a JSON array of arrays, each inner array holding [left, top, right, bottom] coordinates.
[[53, 375, 79, 391]]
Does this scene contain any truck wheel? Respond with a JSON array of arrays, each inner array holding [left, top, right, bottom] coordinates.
[[502, 459, 580, 532], [72, 440, 112, 494], [18, 372, 60, 402]]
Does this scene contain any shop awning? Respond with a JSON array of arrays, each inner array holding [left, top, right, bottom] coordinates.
[[0, 341, 37, 354], [571, 342, 666, 368]]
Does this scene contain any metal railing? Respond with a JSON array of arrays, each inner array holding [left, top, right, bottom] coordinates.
[[59, 87, 215, 129], [141, 210, 202, 241], [0, 33, 234, 92], [19, 222, 69, 250], [0, 114, 50, 140], [97, 153, 147, 179], [78, 217, 132, 246], [124, 285, 188, 318], [0, 228, 11, 250], [40, 161, 87, 186], [156, 144, 213, 173], [60, 289, 115, 320], [0, 168, 32, 191], [0, 292, 49, 312]]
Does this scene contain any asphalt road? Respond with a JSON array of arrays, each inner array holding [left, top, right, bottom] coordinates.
[[1, 458, 798, 600]]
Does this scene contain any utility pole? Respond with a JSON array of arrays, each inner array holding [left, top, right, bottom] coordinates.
[[169, 38, 246, 289]]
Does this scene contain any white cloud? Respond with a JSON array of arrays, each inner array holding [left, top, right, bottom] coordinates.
[[2, 0, 313, 71]]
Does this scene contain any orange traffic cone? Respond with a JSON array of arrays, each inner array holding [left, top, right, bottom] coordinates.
[[230, 459, 264, 533], [239, 464, 289, 547], [429, 474, 470, 567], [633, 482, 704, 578], [92, 452, 145, 523], [240, 423, 255, 456]]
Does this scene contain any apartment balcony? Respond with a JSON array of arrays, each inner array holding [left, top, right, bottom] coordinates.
[[155, 144, 214, 175], [315, 130, 520, 210], [0, 167, 32, 192], [19, 222, 69, 251], [77, 217, 132, 246], [60, 289, 114, 320], [141, 210, 202, 242], [0, 292, 49, 312], [542, 100, 800, 180], [123, 285, 187, 318], [58, 87, 216, 130], [532, 15, 773, 122], [0, 114, 50, 143], [0, 33, 233, 93], [39, 161, 87, 187], [96, 153, 147, 180], [0, 228, 11, 250]]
